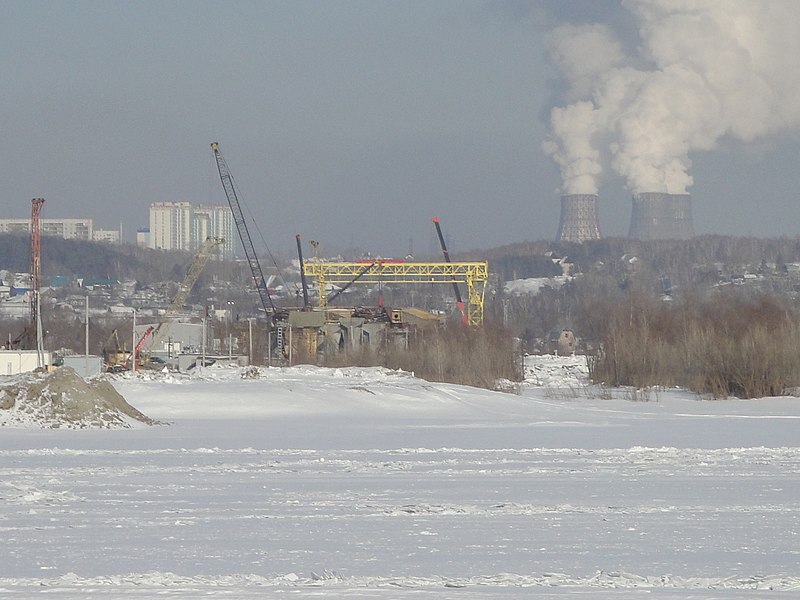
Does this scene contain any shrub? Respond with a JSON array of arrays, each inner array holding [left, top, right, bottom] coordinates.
[[589, 290, 800, 398], [323, 323, 522, 390]]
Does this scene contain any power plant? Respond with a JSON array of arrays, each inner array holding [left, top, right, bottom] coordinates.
[[555, 194, 602, 243], [628, 192, 694, 240], [553, 191, 695, 243]]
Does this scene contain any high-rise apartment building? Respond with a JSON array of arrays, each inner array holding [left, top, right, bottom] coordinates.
[[148, 202, 193, 251], [193, 204, 235, 260], [147, 202, 234, 260]]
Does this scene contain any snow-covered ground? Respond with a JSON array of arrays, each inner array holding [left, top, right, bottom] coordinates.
[[1, 356, 799, 598], [503, 276, 571, 296]]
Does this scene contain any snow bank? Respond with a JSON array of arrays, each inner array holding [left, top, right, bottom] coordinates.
[[523, 353, 589, 388], [5, 570, 800, 594]]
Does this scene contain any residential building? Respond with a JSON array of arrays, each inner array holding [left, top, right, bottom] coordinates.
[[136, 227, 151, 248], [0, 218, 94, 241], [193, 204, 235, 260], [149, 202, 193, 251], [146, 202, 234, 259], [93, 228, 120, 243]]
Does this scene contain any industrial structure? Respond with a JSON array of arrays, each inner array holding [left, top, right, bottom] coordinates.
[[1, 198, 50, 371], [303, 260, 489, 326], [556, 194, 602, 243], [29, 198, 45, 365], [144, 236, 225, 354], [133, 236, 225, 362], [29, 199, 44, 333], [208, 142, 490, 368], [628, 192, 694, 240], [211, 142, 278, 319]]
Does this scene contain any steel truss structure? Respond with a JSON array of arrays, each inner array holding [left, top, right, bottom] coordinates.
[[302, 261, 489, 326]]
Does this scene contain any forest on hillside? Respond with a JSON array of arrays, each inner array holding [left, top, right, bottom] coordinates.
[[5, 232, 800, 288], [478, 234, 800, 285], [0, 234, 238, 286]]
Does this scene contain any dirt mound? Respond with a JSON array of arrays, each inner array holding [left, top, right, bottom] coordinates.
[[0, 367, 159, 429]]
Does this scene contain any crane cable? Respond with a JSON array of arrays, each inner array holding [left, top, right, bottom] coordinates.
[[216, 153, 291, 297]]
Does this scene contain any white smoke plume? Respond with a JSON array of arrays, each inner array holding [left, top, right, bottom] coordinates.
[[544, 0, 800, 195]]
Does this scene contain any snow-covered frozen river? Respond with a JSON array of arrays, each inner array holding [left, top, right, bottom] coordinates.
[[1, 357, 799, 598]]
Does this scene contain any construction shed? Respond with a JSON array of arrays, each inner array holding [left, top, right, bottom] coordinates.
[[0, 350, 53, 375]]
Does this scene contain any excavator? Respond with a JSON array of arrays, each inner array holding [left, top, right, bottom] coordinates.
[[102, 329, 129, 371]]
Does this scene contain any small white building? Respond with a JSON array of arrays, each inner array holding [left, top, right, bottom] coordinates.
[[0, 350, 52, 375]]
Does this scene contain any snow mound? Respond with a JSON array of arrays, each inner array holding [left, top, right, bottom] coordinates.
[[523, 353, 589, 388], [0, 367, 159, 429]]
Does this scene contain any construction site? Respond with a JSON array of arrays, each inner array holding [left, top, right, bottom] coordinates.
[[0, 144, 492, 376]]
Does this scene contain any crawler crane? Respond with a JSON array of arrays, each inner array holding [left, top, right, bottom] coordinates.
[[211, 142, 277, 320], [129, 236, 224, 366]]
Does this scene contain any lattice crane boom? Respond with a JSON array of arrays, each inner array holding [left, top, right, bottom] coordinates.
[[165, 236, 224, 316], [210, 142, 276, 317], [135, 236, 224, 360]]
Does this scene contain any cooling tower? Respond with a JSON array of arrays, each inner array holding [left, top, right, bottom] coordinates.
[[628, 192, 694, 240], [556, 194, 602, 243]]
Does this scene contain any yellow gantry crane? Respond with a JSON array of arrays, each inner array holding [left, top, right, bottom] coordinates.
[[302, 260, 489, 326]]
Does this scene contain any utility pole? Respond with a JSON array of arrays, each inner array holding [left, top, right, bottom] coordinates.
[[131, 309, 137, 373], [85, 296, 89, 375], [248, 318, 254, 366], [201, 317, 206, 373]]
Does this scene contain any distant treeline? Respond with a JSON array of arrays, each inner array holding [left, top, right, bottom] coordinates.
[[475, 235, 800, 284], [7, 231, 800, 292], [0, 234, 222, 286]]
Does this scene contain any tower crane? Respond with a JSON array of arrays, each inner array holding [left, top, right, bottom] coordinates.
[[210, 142, 277, 319], [9, 199, 46, 352]]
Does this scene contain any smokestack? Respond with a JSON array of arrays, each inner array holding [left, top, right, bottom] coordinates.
[[556, 194, 601, 243], [628, 192, 694, 240]]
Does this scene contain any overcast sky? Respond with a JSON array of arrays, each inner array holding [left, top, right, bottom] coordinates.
[[3, 1, 800, 258]]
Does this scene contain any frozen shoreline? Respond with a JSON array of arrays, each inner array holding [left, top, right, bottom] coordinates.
[[1, 358, 798, 598]]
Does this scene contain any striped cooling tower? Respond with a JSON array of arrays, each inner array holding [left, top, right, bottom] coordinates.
[[628, 192, 694, 240], [556, 194, 602, 243]]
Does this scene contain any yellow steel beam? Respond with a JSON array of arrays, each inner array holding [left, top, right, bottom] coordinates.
[[303, 261, 488, 326]]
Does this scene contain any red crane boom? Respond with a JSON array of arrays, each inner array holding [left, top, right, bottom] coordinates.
[[29, 198, 45, 329]]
